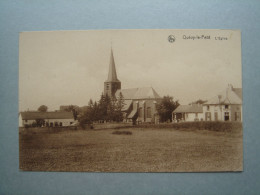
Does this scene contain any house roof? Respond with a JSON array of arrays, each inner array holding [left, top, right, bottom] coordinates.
[[106, 49, 120, 82], [115, 87, 161, 100], [173, 105, 203, 113], [20, 111, 74, 120], [233, 88, 242, 99], [204, 86, 242, 105]]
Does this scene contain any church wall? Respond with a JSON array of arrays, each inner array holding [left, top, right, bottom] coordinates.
[[134, 99, 160, 123]]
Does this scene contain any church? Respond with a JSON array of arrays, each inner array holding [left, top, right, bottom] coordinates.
[[104, 49, 162, 124]]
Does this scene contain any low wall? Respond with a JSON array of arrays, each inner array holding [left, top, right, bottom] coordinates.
[[136, 121, 242, 132], [93, 123, 133, 130]]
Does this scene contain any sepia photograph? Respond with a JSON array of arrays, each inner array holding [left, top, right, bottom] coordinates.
[[19, 29, 242, 172]]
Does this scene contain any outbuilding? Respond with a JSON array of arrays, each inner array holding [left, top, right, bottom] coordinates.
[[172, 104, 203, 122], [19, 111, 76, 127]]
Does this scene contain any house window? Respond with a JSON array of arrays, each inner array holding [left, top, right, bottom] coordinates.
[[224, 112, 229, 121], [225, 105, 229, 109], [207, 106, 210, 111], [25, 119, 28, 122], [106, 84, 109, 90], [60, 122, 62, 126], [147, 107, 151, 118], [195, 113, 198, 117]]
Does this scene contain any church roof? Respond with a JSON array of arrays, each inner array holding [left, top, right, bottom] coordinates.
[[115, 87, 161, 100], [173, 105, 203, 113], [204, 85, 242, 105], [106, 49, 120, 82], [127, 103, 138, 118]]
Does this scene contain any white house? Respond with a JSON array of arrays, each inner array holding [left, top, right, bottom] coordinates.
[[19, 111, 76, 127], [172, 104, 204, 122], [203, 84, 242, 122]]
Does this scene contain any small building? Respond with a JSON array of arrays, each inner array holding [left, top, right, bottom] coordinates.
[[172, 104, 203, 122], [203, 84, 242, 122], [19, 111, 76, 127]]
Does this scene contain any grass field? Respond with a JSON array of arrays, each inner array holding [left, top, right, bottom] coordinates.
[[19, 126, 242, 172]]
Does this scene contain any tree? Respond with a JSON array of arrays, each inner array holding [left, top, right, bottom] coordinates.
[[79, 98, 102, 127], [97, 94, 112, 121], [64, 105, 78, 120], [92, 101, 99, 121], [156, 96, 179, 122], [38, 105, 48, 112], [114, 92, 125, 122]]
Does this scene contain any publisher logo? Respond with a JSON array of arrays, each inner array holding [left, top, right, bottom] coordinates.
[[168, 35, 175, 43]]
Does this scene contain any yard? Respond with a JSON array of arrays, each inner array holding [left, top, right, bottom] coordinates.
[[19, 126, 242, 172]]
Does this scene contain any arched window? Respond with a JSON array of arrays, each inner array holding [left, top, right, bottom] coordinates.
[[147, 107, 151, 118]]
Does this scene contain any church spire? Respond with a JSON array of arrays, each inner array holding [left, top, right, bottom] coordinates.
[[104, 48, 121, 98], [106, 49, 120, 82]]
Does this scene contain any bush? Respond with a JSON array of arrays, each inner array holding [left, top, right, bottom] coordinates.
[[79, 123, 94, 130], [112, 130, 132, 135]]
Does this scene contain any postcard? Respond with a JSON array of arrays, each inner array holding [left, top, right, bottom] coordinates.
[[19, 29, 242, 172]]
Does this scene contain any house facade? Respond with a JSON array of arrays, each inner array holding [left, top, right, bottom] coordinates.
[[104, 49, 162, 123], [172, 104, 204, 122], [172, 85, 242, 123], [19, 111, 76, 127], [203, 84, 242, 122]]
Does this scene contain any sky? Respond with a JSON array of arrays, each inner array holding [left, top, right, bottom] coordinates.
[[19, 29, 242, 111]]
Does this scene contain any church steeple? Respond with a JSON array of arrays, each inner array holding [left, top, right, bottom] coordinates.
[[106, 49, 120, 82], [104, 49, 121, 98]]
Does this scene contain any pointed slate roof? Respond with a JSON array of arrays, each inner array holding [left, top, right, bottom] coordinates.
[[204, 85, 242, 105], [134, 87, 161, 99], [106, 49, 120, 82], [115, 87, 161, 100]]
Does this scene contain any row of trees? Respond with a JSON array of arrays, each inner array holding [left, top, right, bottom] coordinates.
[[79, 93, 125, 125], [36, 95, 188, 124]]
